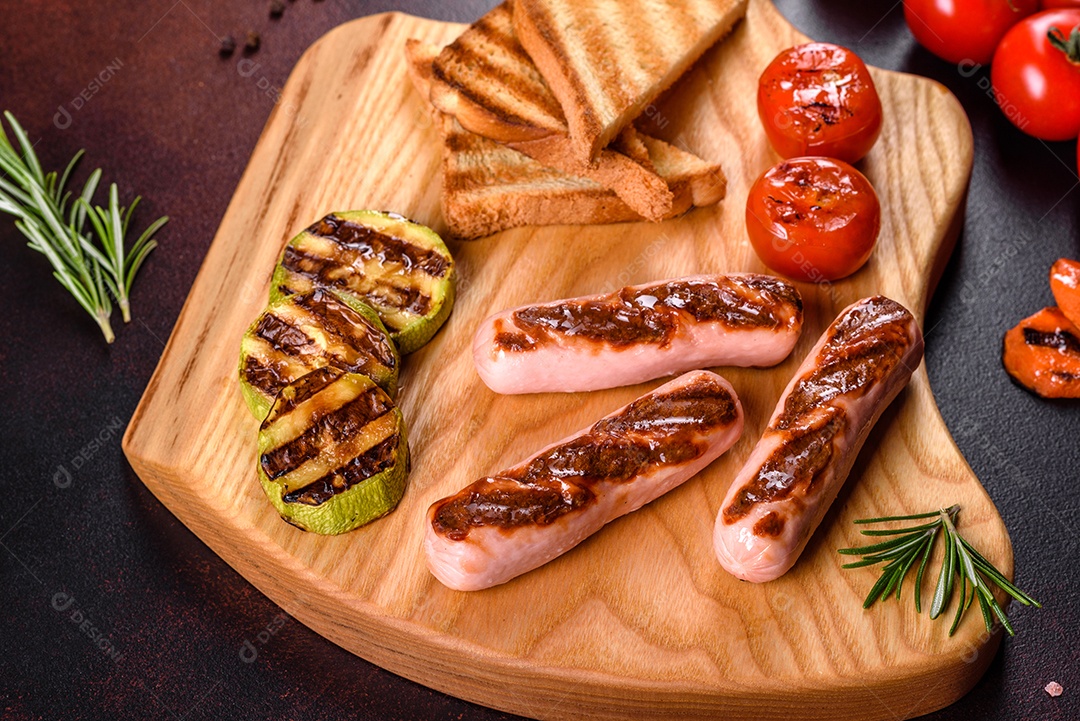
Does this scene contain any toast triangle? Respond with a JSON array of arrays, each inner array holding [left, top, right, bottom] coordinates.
[[406, 40, 726, 240], [429, 2, 675, 220], [513, 0, 748, 165]]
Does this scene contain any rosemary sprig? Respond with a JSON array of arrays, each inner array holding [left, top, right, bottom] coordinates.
[[838, 505, 1040, 636], [0, 111, 167, 342], [79, 184, 167, 323]]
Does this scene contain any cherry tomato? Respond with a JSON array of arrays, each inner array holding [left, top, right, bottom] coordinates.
[[1042, 0, 1080, 8], [745, 157, 881, 283], [991, 10, 1080, 141], [903, 0, 1039, 64], [757, 43, 883, 163]]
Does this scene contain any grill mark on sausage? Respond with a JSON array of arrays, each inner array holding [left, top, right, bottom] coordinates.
[[293, 289, 397, 369], [723, 414, 845, 524], [281, 434, 400, 506], [593, 379, 740, 436], [643, 277, 801, 326], [492, 319, 533, 351], [722, 296, 916, 531], [775, 296, 910, 428], [431, 375, 737, 540], [1024, 327, 1080, 355], [281, 245, 432, 320], [494, 276, 801, 352], [738, 274, 804, 314], [432, 477, 594, 542], [512, 299, 676, 347], [307, 213, 449, 278], [515, 433, 702, 486], [753, 511, 786, 538], [260, 387, 389, 480]]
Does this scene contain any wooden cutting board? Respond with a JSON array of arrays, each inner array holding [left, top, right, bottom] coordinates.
[[123, 2, 999, 719]]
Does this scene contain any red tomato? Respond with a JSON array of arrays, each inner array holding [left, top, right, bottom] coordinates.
[[745, 157, 881, 283], [757, 43, 883, 163], [991, 10, 1080, 141], [1042, 0, 1080, 8], [903, 0, 1039, 64]]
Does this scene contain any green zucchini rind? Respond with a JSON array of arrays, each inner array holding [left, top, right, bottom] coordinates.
[[270, 210, 455, 355], [239, 287, 400, 420], [257, 368, 409, 534]]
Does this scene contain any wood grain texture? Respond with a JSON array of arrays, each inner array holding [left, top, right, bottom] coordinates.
[[122, 2, 996, 719]]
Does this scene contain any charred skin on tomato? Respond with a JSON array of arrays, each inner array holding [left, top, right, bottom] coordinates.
[[270, 211, 456, 355], [745, 157, 881, 283], [257, 368, 409, 534], [757, 42, 883, 163], [238, 288, 400, 420], [1002, 306, 1080, 399]]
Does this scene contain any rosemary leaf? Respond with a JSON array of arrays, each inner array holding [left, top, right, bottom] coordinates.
[[949, 580, 967, 636], [929, 527, 955, 620], [893, 537, 928, 601], [837, 533, 927, 556], [839, 505, 1038, 636], [854, 509, 945, 524], [858, 520, 943, 536], [914, 524, 939, 614]]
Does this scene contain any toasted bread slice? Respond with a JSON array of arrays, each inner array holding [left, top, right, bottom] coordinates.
[[514, 0, 748, 165], [407, 41, 726, 240], [611, 127, 655, 172], [428, 3, 674, 220], [429, 3, 563, 145]]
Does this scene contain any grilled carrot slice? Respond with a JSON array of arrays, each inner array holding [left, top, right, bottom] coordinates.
[[1002, 306, 1080, 399], [1050, 258, 1080, 330]]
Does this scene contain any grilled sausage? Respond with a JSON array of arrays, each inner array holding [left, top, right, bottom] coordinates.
[[713, 296, 924, 583], [426, 370, 744, 591], [473, 274, 803, 394]]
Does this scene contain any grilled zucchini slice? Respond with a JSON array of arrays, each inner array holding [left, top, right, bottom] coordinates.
[[239, 287, 399, 420], [270, 211, 455, 355], [257, 368, 409, 534]]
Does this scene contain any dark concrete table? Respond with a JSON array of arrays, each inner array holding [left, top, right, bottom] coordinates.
[[0, 1, 1076, 719]]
